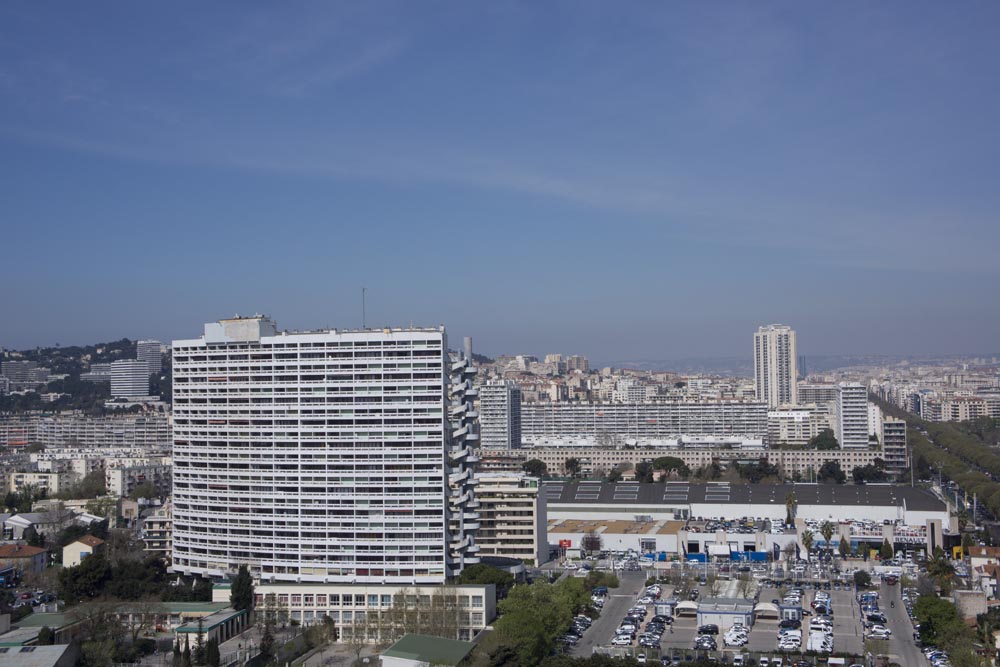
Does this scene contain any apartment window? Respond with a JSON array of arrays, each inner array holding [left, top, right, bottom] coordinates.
[[291, 595, 302, 607], [368, 595, 379, 607], [472, 595, 484, 607]]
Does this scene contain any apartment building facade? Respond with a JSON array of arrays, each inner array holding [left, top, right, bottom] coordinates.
[[475, 473, 547, 566]]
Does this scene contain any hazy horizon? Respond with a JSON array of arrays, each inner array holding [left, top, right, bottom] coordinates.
[[2, 3, 998, 358]]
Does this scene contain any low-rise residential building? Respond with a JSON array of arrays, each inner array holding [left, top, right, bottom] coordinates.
[[62, 535, 105, 568], [0, 544, 47, 575]]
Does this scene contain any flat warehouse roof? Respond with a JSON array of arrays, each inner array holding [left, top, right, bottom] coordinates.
[[542, 482, 945, 511]]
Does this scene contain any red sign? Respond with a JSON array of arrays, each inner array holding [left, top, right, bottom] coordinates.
[[559, 540, 572, 549]]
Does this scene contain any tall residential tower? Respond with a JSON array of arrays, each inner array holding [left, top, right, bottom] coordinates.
[[753, 324, 798, 408], [170, 317, 479, 585]]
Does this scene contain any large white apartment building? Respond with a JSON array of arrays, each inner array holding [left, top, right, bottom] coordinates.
[[520, 401, 768, 444], [478, 380, 522, 450], [753, 324, 798, 408], [836, 382, 870, 448], [170, 317, 479, 586]]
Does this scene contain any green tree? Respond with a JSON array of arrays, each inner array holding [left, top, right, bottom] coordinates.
[[879, 539, 893, 561], [817, 460, 846, 484], [129, 482, 159, 501], [182, 637, 192, 667], [58, 552, 112, 603], [492, 578, 589, 665], [230, 564, 254, 612], [23, 526, 45, 548], [913, 594, 965, 648], [853, 570, 871, 588], [634, 461, 654, 483], [205, 637, 221, 667], [522, 459, 548, 478], [809, 429, 839, 450], [563, 458, 581, 478], [839, 537, 850, 559], [172, 643, 182, 667], [457, 563, 514, 595], [37, 626, 54, 645]]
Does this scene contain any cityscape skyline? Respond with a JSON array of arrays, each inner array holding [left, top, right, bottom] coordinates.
[[2, 3, 1000, 357]]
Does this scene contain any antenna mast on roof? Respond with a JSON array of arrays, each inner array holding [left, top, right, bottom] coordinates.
[[362, 287, 367, 329]]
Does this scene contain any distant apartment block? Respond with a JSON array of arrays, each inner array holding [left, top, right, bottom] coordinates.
[[797, 383, 840, 406], [0, 360, 51, 391], [111, 359, 150, 398], [7, 470, 72, 495], [475, 473, 547, 566], [882, 418, 908, 471], [497, 445, 885, 479], [753, 324, 798, 408], [30, 414, 171, 449], [836, 382, 870, 448], [479, 380, 522, 450], [520, 401, 768, 444], [137, 339, 164, 376], [767, 407, 826, 447], [81, 362, 112, 383], [105, 461, 171, 497]]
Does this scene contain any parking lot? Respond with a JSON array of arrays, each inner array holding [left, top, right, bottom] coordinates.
[[585, 564, 879, 663]]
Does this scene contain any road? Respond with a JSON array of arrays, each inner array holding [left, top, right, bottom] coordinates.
[[571, 570, 648, 657], [882, 582, 926, 667]]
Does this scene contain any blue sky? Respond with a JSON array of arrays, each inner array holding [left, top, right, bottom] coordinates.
[[1, 2, 998, 361]]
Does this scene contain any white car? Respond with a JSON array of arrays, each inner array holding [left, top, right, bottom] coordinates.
[[612, 635, 632, 646]]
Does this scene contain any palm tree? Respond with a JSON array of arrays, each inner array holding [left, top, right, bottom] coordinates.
[[820, 521, 835, 553], [801, 529, 814, 555], [785, 492, 797, 525]]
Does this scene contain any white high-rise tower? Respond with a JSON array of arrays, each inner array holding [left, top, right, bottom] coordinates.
[[170, 316, 479, 584], [753, 324, 798, 408]]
